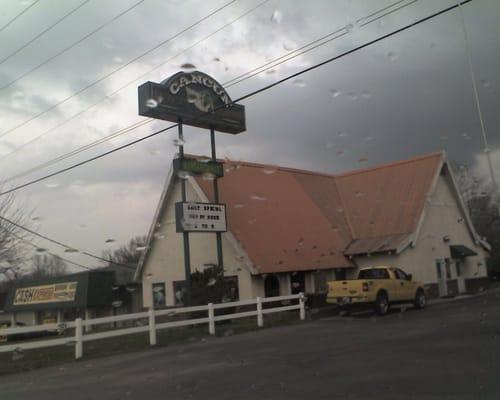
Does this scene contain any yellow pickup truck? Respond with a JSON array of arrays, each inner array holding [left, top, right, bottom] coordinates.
[[327, 266, 426, 315]]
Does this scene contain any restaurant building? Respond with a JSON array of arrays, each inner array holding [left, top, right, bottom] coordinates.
[[135, 151, 490, 307]]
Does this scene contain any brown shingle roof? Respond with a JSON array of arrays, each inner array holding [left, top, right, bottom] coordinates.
[[195, 151, 444, 273]]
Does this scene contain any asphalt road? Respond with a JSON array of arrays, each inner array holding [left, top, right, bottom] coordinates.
[[1, 293, 500, 400]]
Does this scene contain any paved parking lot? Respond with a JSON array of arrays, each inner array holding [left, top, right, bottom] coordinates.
[[1, 292, 500, 400]]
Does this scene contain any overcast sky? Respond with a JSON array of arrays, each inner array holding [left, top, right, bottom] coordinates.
[[0, 0, 498, 272]]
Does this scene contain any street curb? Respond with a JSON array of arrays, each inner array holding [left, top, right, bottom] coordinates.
[[428, 287, 500, 307]]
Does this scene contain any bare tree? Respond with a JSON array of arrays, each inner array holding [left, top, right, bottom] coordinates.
[[30, 254, 68, 280], [102, 235, 147, 269]]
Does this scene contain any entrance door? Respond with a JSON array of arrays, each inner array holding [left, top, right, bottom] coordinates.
[[436, 260, 448, 297], [264, 275, 280, 298], [455, 260, 466, 294], [394, 268, 414, 301]]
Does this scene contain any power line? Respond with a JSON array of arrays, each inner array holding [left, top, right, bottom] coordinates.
[[0, 0, 473, 199], [0, 0, 146, 91], [0, 0, 91, 66], [0, 0, 40, 34], [9, 230, 94, 271], [0, 215, 136, 270], [0, 0, 238, 140], [0, 0, 270, 168], [0, 0, 472, 196], [0, 0, 409, 182]]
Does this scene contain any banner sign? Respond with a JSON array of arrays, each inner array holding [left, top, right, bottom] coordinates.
[[138, 71, 246, 134], [13, 282, 78, 305], [175, 202, 227, 233], [173, 157, 223, 178]]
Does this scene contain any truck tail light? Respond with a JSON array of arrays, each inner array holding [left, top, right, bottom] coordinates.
[[362, 282, 369, 292]]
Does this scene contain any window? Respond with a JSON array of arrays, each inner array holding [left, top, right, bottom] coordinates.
[[358, 268, 390, 280], [152, 283, 166, 308], [436, 261, 442, 279], [455, 261, 461, 277], [173, 280, 186, 306], [445, 258, 452, 279], [394, 268, 408, 280]]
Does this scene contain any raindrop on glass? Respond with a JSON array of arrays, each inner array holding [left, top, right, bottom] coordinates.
[[387, 52, 398, 61], [480, 79, 491, 88], [234, 204, 245, 209], [336, 150, 344, 156], [64, 248, 78, 253], [338, 131, 347, 137], [345, 23, 354, 32], [172, 138, 185, 147], [202, 172, 216, 181], [136, 246, 147, 252], [149, 149, 160, 156], [36, 248, 47, 253], [266, 69, 276, 74], [358, 157, 368, 163], [32, 216, 44, 222], [145, 98, 158, 108], [360, 91, 372, 99], [105, 239, 115, 243], [329, 89, 341, 98], [248, 219, 257, 224], [102, 37, 114, 49], [177, 171, 190, 180], [263, 168, 277, 175], [45, 182, 59, 188], [283, 40, 295, 51], [112, 56, 123, 63], [336, 208, 344, 213], [326, 142, 334, 149], [180, 62, 196, 70], [270, 10, 283, 23], [347, 92, 358, 101], [207, 278, 217, 287], [292, 79, 305, 87], [250, 195, 266, 201], [440, 134, 448, 141], [11, 348, 24, 361], [153, 233, 165, 240]]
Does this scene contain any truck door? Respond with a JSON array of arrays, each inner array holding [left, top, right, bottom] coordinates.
[[394, 268, 414, 301]]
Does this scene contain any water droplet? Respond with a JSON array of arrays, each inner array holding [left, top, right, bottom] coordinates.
[[354, 191, 364, 198], [283, 40, 295, 51], [266, 69, 276, 74], [45, 182, 59, 188], [233, 204, 245, 210], [429, 42, 436, 49], [153, 233, 165, 240], [480, 79, 491, 88], [177, 170, 191, 180], [270, 10, 283, 23], [360, 91, 372, 99], [462, 132, 471, 140], [136, 246, 147, 252], [336, 150, 344, 156], [79, 224, 87, 229], [347, 92, 358, 101], [149, 149, 160, 155], [248, 219, 257, 224], [172, 138, 185, 147], [358, 157, 368, 163], [345, 23, 354, 32], [145, 98, 158, 108], [105, 239, 115, 243], [338, 131, 347, 137], [112, 56, 123, 63], [11, 90, 25, 100], [180, 62, 196, 70], [336, 208, 344, 213], [326, 142, 334, 149], [64, 248, 78, 253], [12, 348, 24, 361], [387, 52, 398, 61], [263, 168, 277, 175], [202, 172, 216, 181], [250, 195, 266, 201], [102, 37, 114, 49], [329, 89, 341, 98], [207, 278, 217, 287], [32, 216, 44, 222], [36, 248, 47, 253], [292, 78, 305, 87]]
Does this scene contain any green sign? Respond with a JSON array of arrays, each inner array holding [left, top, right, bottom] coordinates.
[[173, 158, 224, 178]]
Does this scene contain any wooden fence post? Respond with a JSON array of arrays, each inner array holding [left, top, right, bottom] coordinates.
[[75, 318, 83, 360], [148, 308, 157, 346], [299, 293, 306, 321], [256, 297, 264, 328], [208, 303, 215, 335]]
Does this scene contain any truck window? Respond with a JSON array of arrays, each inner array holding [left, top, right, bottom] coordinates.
[[358, 268, 390, 280], [394, 269, 408, 280]]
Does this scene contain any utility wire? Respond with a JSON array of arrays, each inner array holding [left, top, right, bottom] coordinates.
[[9, 230, 94, 271], [0, 0, 270, 168], [0, 0, 410, 182], [0, 0, 145, 91], [0, 0, 473, 199], [0, 215, 136, 270], [0, 0, 91, 66], [0, 0, 238, 140], [0, 0, 40, 34]]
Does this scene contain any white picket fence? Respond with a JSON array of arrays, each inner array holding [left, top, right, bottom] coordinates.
[[0, 293, 305, 360]]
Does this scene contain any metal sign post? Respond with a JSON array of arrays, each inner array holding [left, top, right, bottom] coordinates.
[[138, 70, 246, 306]]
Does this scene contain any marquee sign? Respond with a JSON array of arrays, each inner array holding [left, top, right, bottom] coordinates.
[[175, 202, 227, 233], [13, 282, 78, 306], [138, 71, 246, 134]]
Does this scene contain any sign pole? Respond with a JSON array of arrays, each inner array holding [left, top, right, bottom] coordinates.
[[210, 126, 224, 275], [178, 118, 192, 305]]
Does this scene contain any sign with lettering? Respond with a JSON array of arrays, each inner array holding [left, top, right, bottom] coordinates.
[[138, 71, 246, 134], [13, 282, 78, 305], [173, 157, 223, 178], [175, 202, 227, 233]]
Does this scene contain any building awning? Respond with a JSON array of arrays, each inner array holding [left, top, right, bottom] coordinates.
[[450, 245, 477, 259]]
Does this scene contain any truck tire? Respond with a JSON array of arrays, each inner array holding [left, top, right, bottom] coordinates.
[[374, 292, 390, 316], [414, 289, 426, 309]]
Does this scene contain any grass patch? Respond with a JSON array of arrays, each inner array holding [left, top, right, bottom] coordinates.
[[0, 310, 303, 376]]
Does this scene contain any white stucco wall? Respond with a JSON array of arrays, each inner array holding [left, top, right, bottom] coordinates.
[[353, 172, 488, 286], [141, 179, 255, 308]]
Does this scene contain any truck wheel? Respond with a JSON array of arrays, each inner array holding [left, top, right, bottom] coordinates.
[[375, 292, 389, 316], [414, 289, 426, 309]]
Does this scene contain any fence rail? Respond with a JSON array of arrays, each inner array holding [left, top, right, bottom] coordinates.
[[0, 293, 305, 360]]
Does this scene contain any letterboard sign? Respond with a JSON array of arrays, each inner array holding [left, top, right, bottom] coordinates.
[[175, 202, 227, 233]]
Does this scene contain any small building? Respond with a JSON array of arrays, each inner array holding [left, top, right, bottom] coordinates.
[[3, 269, 137, 326], [135, 151, 490, 307]]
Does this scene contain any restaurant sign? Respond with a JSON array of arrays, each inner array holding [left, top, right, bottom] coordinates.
[[13, 282, 78, 305], [138, 71, 246, 134], [173, 157, 223, 178], [175, 202, 227, 233]]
